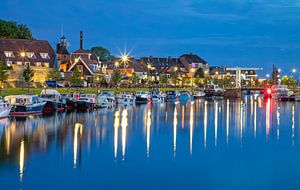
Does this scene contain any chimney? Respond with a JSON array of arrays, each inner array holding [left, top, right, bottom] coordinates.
[[80, 31, 83, 49]]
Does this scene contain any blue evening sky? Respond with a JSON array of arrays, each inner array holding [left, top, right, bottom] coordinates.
[[1, 0, 300, 75]]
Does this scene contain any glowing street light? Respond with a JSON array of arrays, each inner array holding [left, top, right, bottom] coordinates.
[[292, 68, 296, 73], [115, 61, 119, 68], [174, 67, 178, 72], [266, 74, 270, 78], [278, 68, 281, 73], [121, 54, 129, 64], [20, 51, 26, 58]]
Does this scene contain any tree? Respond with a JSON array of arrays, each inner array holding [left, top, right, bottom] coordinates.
[[47, 68, 61, 86], [0, 20, 33, 39], [289, 76, 295, 87], [194, 68, 204, 78], [130, 73, 140, 86], [182, 77, 191, 87], [70, 68, 83, 87], [159, 74, 168, 87], [90, 46, 113, 62], [0, 61, 8, 87], [271, 66, 280, 85], [281, 76, 289, 85], [171, 75, 180, 87], [23, 64, 34, 92], [111, 71, 122, 87]]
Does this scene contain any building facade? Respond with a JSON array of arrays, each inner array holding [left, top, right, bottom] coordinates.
[[0, 38, 56, 87]]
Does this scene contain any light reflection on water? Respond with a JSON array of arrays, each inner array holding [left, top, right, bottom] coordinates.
[[0, 96, 300, 189]]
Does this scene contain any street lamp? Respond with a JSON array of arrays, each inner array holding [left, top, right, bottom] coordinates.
[[115, 61, 119, 68], [266, 74, 270, 78], [278, 69, 281, 73], [20, 51, 26, 89], [292, 68, 296, 73]]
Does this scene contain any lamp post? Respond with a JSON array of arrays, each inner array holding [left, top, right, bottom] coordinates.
[[96, 77, 100, 105], [20, 51, 26, 89], [174, 66, 178, 87]]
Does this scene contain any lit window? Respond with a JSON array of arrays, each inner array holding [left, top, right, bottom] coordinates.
[[16, 61, 22, 65], [44, 62, 49, 67], [78, 65, 83, 72], [35, 62, 41, 67], [40, 53, 50, 59], [4, 51, 14, 58], [26, 52, 36, 59]]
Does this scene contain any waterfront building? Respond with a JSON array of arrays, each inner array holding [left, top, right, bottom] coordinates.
[[0, 38, 56, 87], [179, 53, 209, 78], [65, 31, 103, 87]]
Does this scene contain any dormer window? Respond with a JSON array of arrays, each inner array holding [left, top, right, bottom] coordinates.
[[26, 52, 36, 59], [4, 51, 14, 58], [40, 53, 50, 59]]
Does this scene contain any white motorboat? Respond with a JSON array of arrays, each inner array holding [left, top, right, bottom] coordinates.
[[193, 90, 206, 99], [0, 100, 12, 118], [116, 92, 135, 105], [97, 91, 116, 108]]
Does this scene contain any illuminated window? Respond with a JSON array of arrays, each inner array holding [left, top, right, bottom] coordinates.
[[40, 53, 50, 59], [44, 62, 49, 67], [78, 65, 83, 72], [35, 62, 41, 67], [26, 52, 36, 59], [4, 51, 14, 58], [16, 61, 22, 65]]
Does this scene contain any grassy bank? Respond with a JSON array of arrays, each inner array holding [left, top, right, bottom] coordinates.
[[0, 87, 192, 96]]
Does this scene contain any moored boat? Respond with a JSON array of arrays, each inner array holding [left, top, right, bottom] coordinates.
[[135, 91, 151, 104], [204, 84, 224, 97], [97, 91, 115, 108], [165, 90, 179, 102], [0, 100, 12, 118], [116, 92, 135, 105], [64, 93, 79, 111], [77, 94, 96, 111], [179, 90, 194, 101], [41, 89, 66, 114], [193, 90, 206, 99], [5, 95, 46, 117]]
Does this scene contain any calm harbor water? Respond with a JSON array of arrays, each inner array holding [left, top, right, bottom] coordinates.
[[0, 96, 300, 189]]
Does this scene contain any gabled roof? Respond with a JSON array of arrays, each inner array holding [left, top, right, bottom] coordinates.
[[68, 56, 94, 75]]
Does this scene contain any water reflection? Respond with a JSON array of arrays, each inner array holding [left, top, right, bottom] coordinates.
[[114, 110, 120, 159], [19, 140, 24, 182], [173, 106, 178, 157], [73, 123, 83, 169], [190, 102, 194, 155], [0, 97, 299, 189], [204, 101, 208, 148]]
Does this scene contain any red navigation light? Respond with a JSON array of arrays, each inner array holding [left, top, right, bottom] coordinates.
[[267, 88, 271, 94]]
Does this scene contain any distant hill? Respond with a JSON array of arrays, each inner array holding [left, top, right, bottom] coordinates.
[[0, 20, 33, 39]]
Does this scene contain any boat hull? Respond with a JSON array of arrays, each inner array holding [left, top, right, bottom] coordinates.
[[10, 102, 46, 117], [0, 106, 12, 118], [77, 101, 94, 111], [66, 99, 77, 111], [135, 96, 149, 104]]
